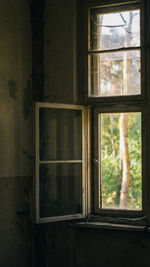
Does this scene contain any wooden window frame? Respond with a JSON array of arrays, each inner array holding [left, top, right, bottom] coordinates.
[[88, 3, 142, 99], [92, 106, 146, 218], [78, 0, 145, 104], [35, 102, 88, 223]]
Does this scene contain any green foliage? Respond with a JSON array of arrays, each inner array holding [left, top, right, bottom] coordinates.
[[101, 113, 142, 210]]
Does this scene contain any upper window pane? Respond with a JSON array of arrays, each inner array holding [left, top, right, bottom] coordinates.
[[90, 9, 140, 51], [89, 50, 141, 96]]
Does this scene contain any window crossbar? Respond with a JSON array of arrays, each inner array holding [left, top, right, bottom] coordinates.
[[39, 160, 83, 164], [88, 46, 140, 55]]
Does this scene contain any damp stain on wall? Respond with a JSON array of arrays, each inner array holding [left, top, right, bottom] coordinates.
[[29, 0, 45, 101], [8, 78, 18, 100], [23, 79, 32, 120]]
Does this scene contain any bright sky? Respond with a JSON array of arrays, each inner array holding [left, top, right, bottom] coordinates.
[[101, 10, 140, 35]]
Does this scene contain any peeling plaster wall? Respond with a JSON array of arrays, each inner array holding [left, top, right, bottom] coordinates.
[[0, 0, 33, 266], [0, 0, 32, 178]]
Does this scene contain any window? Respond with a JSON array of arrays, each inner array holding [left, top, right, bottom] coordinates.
[[35, 0, 148, 224], [35, 103, 87, 223], [89, 1, 144, 217], [93, 109, 143, 214], [89, 5, 141, 97]]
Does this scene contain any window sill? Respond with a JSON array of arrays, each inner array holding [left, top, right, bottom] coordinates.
[[71, 222, 147, 231]]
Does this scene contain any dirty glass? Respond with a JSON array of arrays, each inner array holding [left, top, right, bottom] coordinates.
[[90, 10, 140, 51], [39, 108, 82, 160], [89, 8, 141, 97], [89, 50, 140, 96], [39, 163, 82, 217]]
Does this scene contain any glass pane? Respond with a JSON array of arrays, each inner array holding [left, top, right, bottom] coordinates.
[[39, 163, 82, 217], [90, 9, 140, 51], [89, 50, 140, 96], [99, 112, 142, 210], [39, 108, 82, 160]]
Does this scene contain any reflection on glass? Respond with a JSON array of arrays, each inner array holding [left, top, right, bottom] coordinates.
[[39, 108, 82, 160], [99, 112, 142, 210], [89, 51, 140, 96], [90, 10, 140, 51], [39, 163, 82, 217]]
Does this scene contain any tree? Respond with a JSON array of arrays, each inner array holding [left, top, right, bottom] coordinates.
[[119, 113, 130, 208]]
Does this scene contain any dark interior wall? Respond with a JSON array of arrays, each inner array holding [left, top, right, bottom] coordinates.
[[36, 222, 150, 267], [44, 0, 78, 104], [0, 0, 150, 266], [0, 0, 33, 266]]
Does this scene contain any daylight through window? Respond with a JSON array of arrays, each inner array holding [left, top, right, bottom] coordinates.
[[99, 112, 142, 210], [89, 8, 141, 97], [90, 4, 143, 214]]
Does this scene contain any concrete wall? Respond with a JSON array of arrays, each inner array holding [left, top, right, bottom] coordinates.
[[0, 0, 33, 266]]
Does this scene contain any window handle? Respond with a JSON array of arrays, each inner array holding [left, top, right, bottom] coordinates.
[[93, 159, 100, 165]]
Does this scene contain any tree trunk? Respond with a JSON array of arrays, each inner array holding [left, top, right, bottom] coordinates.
[[119, 12, 133, 208], [119, 113, 130, 208]]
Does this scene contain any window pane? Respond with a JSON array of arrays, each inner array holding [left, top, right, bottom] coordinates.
[[99, 112, 142, 210], [39, 163, 82, 217], [90, 9, 140, 51], [89, 50, 140, 96], [39, 108, 82, 160]]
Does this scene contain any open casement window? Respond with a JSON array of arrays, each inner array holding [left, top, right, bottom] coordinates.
[[35, 103, 88, 223], [35, 101, 144, 223]]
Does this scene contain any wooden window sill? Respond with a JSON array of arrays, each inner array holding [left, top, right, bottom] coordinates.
[[71, 222, 147, 232]]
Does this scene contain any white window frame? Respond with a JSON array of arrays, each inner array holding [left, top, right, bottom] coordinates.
[[35, 102, 88, 223]]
